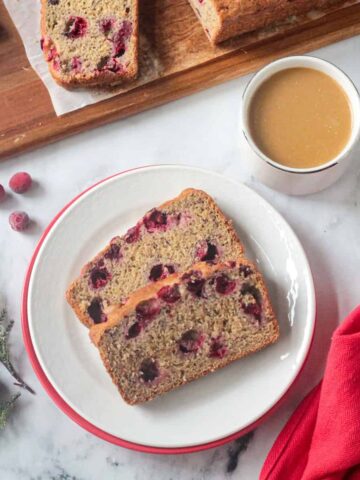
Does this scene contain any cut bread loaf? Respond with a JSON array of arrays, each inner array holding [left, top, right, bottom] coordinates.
[[40, 0, 138, 87], [188, 0, 345, 44], [66, 189, 244, 328], [90, 258, 279, 405]]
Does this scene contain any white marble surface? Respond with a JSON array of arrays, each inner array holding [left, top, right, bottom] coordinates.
[[0, 36, 359, 480]]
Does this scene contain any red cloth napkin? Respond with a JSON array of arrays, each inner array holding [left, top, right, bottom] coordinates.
[[260, 305, 360, 480]]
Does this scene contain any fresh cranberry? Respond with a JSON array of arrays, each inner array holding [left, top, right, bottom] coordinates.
[[9, 211, 30, 231], [48, 0, 59, 4], [196, 241, 218, 262], [9, 172, 32, 194], [99, 18, 114, 35], [242, 302, 262, 321], [144, 209, 167, 232], [215, 274, 236, 295], [139, 359, 159, 383], [124, 223, 141, 243], [89, 265, 111, 289], [126, 321, 142, 339], [87, 298, 107, 324], [136, 298, 161, 322], [239, 265, 253, 278], [0, 185, 6, 202], [179, 330, 204, 353], [209, 338, 227, 359], [70, 56, 82, 72], [104, 242, 121, 261], [149, 264, 175, 282], [40, 37, 44, 50], [63, 16, 88, 39], [158, 284, 181, 304]]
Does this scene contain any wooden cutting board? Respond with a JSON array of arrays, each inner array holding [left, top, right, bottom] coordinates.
[[1, 0, 360, 160]]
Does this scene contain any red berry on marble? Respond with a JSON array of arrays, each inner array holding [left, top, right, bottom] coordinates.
[[9, 172, 32, 194], [9, 211, 30, 231], [0, 185, 6, 202]]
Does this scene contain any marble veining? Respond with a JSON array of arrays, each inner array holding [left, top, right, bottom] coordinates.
[[0, 36, 359, 479]]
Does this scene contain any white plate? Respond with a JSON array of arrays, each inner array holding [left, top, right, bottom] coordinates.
[[26, 165, 315, 450]]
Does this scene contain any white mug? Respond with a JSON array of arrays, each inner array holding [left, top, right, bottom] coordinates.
[[239, 55, 360, 195]]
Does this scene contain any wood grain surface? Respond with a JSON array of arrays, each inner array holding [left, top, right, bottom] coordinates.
[[1, 0, 360, 160]]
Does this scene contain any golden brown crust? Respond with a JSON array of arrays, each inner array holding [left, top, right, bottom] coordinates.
[[90, 257, 279, 405], [66, 188, 244, 328], [190, 0, 345, 44], [41, 0, 138, 87]]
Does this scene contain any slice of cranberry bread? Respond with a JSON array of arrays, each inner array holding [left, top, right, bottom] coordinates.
[[40, 0, 138, 87], [188, 0, 344, 44], [66, 189, 244, 328], [90, 258, 279, 405]]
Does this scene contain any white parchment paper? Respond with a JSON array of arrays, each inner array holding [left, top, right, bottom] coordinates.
[[3, 0, 358, 116], [2, 0, 161, 116]]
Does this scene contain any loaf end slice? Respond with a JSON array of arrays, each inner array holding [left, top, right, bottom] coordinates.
[[188, 0, 346, 44], [40, 0, 138, 87], [90, 258, 279, 405]]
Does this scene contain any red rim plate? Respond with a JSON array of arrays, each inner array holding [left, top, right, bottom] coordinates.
[[21, 166, 316, 454]]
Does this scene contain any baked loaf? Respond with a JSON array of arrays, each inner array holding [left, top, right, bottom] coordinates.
[[66, 189, 244, 328], [188, 0, 344, 44], [40, 0, 138, 87], [90, 258, 279, 405]]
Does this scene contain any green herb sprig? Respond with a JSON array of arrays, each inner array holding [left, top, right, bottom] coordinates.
[[0, 308, 34, 394], [0, 393, 20, 430]]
